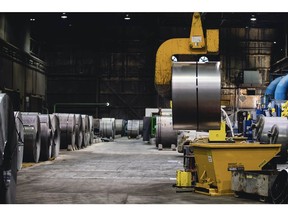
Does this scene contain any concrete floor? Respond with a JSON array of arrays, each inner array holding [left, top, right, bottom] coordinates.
[[15, 137, 262, 204]]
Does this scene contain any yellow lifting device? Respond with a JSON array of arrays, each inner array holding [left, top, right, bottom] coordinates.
[[155, 12, 219, 97]]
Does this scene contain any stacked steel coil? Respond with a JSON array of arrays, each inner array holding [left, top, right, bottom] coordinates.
[[22, 113, 41, 163], [81, 114, 89, 148], [0, 94, 18, 204], [49, 114, 61, 158], [74, 114, 83, 150], [38, 114, 53, 161], [99, 118, 115, 139], [14, 111, 24, 171], [155, 116, 178, 148], [56, 113, 76, 150], [127, 120, 141, 138]]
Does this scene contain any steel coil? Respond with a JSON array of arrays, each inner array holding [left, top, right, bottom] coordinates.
[[74, 114, 83, 150], [88, 116, 94, 144], [0, 94, 18, 204], [81, 115, 89, 148], [14, 111, 24, 171], [139, 120, 143, 135], [253, 115, 288, 143], [22, 113, 41, 163], [115, 119, 125, 136], [99, 118, 115, 139], [155, 116, 178, 148], [142, 117, 151, 142], [127, 120, 140, 138], [172, 62, 221, 130], [49, 114, 60, 158], [38, 114, 52, 161], [56, 113, 76, 150], [271, 169, 288, 204]]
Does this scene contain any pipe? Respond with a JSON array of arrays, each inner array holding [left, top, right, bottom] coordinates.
[[275, 74, 288, 100], [265, 76, 283, 96], [53, 102, 109, 113]]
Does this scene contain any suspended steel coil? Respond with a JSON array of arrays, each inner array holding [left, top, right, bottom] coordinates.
[[0, 94, 18, 204], [38, 114, 52, 161], [49, 114, 60, 158], [99, 118, 115, 139], [56, 113, 76, 150], [155, 116, 178, 148], [88, 116, 94, 144], [81, 114, 89, 148], [74, 114, 83, 150], [127, 120, 140, 138], [14, 111, 24, 171], [271, 169, 288, 204], [172, 62, 221, 130]]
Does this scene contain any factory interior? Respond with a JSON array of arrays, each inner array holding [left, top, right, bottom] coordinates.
[[1, 2, 288, 213]]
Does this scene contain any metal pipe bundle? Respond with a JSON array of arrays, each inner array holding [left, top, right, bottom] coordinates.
[[74, 114, 83, 150], [21, 113, 41, 163], [0, 94, 18, 204], [99, 118, 115, 139], [155, 116, 178, 148], [81, 114, 89, 148], [14, 111, 24, 171], [38, 114, 52, 161], [127, 120, 141, 138], [49, 114, 61, 158], [56, 113, 76, 150]]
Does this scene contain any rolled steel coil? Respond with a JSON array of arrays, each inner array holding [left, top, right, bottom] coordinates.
[[253, 115, 288, 143], [271, 169, 288, 204], [88, 116, 94, 144], [268, 124, 288, 164], [38, 114, 52, 161], [115, 119, 125, 136], [49, 114, 60, 158], [14, 112, 24, 171], [99, 118, 115, 139], [0, 94, 18, 204], [172, 62, 221, 130], [127, 120, 140, 138], [74, 114, 83, 150], [22, 113, 41, 163], [155, 116, 178, 148], [56, 113, 76, 150], [81, 114, 89, 148]]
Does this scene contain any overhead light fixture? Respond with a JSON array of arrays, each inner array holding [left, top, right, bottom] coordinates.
[[250, 15, 256, 22], [30, 18, 35, 21], [124, 14, 130, 20], [274, 41, 277, 44], [61, 13, 67, 19]]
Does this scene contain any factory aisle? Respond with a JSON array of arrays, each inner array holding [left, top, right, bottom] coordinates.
[[16, 137, 260, 204]]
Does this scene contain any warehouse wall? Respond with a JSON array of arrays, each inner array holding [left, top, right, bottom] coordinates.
[[0, 14, 47, 112]]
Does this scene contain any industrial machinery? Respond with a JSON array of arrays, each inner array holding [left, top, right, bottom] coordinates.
[[154, 12, 285, 200]]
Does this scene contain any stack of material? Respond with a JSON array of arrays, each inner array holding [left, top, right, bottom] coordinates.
[[74, 114, 83, 150], [21, 113, 41, 163], [81, 114, 89, 148], [49, 114, 61, 158], [0, 94, 18, 204], [56, 113, 76, 151], [99, 118, 115, 139], [14, 111, 24, 171]]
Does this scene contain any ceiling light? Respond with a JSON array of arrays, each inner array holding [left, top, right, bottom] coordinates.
[[124, 14, 130, 20], [61, 13, 67, 19], [250, 16, 256, 21], [274, 41, 277, 44], [30, 18, 35, 21]]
